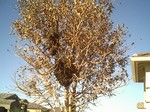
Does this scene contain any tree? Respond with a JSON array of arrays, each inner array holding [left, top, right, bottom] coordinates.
[[12, 0, 129, 112]]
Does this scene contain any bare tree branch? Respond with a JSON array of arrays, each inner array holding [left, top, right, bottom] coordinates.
[[12, 0, 129, 112]]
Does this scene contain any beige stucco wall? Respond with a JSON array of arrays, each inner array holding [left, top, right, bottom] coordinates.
[[0, 104, 10, 109], [0, 104, 10, 112], [0, 100, 21, 112], [145, 65, 150, 112], [27, 109, 42, 112]]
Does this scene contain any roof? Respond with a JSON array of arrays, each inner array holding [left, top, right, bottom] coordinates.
[[27, 103, 47, 110], [0, 93, 19, 100], [0, 99, 15, 104], [132, 52, 150, 57], [130, 52, 150, 82], [131, 53, 150, 62]]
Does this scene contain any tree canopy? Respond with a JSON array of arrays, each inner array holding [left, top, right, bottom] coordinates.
[[12, 0, 129, 112]]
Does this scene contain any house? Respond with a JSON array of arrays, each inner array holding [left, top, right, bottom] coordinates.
[[0, 93, 29, 112], [0, 93, 59, 112], [27, 103, 65, 112], [130, 52, 150, 110], [0, 93, 49, 112], [0, 93, 22, 112], [27, 103, 49, 112], [50, 107, 65, 112]]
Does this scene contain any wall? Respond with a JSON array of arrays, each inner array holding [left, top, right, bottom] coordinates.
[[27, 109, 42, 112]]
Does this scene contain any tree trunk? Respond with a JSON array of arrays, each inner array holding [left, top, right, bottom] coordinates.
[[65, 87, 69, 112], [65, 81, 77, 112], [70, 81, 77, 112]]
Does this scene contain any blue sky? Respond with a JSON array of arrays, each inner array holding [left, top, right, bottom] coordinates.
[[0, 0, 150, 112]]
